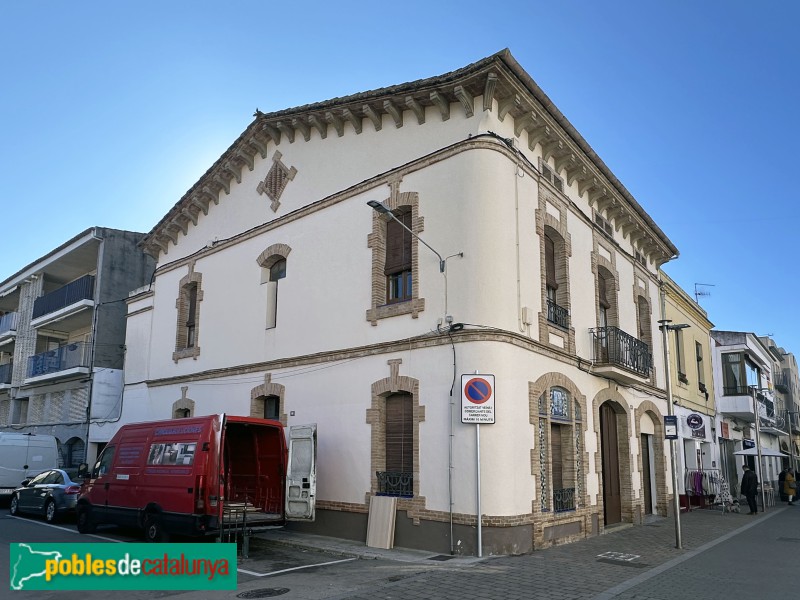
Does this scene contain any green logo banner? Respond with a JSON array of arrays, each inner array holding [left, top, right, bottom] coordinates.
[[9, 543, 237, 590]]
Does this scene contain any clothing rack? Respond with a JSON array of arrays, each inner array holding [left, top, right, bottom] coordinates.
[[683, 468, 722, 512]]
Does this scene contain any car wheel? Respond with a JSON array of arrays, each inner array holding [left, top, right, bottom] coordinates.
[[76, 506, 96, 534], [9, 494, 19, 516], [143, 514, 169, 543], [44, 499, 57, 523]]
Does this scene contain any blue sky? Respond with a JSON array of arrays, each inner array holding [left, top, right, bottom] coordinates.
[[2, 1, 798, 352]]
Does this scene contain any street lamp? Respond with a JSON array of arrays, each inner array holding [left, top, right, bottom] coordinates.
[[658, 313, 689, 550], [367, 200, 462, 320]]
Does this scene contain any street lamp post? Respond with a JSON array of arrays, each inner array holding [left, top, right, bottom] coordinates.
[[750, 386, 767, 512], [367, 200, 464, 555]]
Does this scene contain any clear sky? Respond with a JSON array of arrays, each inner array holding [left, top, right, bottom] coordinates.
[[2, 1, 798, 352]]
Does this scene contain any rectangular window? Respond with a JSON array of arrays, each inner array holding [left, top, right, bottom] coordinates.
[[545, 235, 557, 291], [722, 352, 747, 395], [696, 342, 706, 391], [186, 284, 198, 348], [675, 329, 687, 383], [385, 211, 413, 304]]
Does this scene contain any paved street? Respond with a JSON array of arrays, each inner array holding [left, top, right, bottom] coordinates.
[[2, 503, 794, 598]]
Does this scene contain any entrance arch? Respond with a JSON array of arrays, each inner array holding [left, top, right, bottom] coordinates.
[[593, 389, 631, 527]]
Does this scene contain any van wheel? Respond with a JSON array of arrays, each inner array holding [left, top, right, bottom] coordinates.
[[144, 514, 169, 543], [77, 506, 96, 534], [44, 499, 57, 523], [9, 494, 19, 516]]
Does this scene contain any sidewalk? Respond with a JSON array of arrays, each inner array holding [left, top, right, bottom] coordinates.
[[253, 504, 786, 600]]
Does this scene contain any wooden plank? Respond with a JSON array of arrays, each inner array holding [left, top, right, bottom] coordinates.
[[366, 496, 397, 549]]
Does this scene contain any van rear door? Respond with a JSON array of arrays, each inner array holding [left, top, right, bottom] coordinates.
[[285, 424, 316, 521]]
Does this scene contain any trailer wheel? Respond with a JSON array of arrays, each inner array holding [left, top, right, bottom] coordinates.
[[77, 506, 96, 534], [144, 514, 169, 543]]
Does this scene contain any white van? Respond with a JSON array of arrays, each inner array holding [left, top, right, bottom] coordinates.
[[0, 433, 60, 498]]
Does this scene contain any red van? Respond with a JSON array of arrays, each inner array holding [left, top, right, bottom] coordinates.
[[76, 414, 316, 542]]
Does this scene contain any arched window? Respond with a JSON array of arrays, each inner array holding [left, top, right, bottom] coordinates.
[[385, 209, 412, 304], [257, 245, 291, 330], [173, 267, 203, 361]]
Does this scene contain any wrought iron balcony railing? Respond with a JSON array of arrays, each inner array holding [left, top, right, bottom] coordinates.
[[722, 385, 750, 396], [376, 471, 413, 498], [27, 342, 90, 378], [553, 487, 576, 512], [0, 362, 11, 384], [32, 274, 95, 320], [0, 312, 18, 336], [590, 326, 652, 377], [547, 299, 570, 329], [775, 372, 790, 393]]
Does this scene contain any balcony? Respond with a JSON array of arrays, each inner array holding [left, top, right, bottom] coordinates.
[[718, 391, 775, 425], [589, 326, 652, 385], [25, 342, 90, 384], [775, 372, 790, 393], [0, 311, 18, 345], [547, 299, 570, 330], [0, 362, 11, 386], [31, 275, 95, 331], [375, 471, 413, 498]]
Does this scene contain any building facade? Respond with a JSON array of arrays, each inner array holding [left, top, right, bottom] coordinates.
[[118, 50, 681, 555], [0, 228, 154, 467], [711, 331, 782, 496], [659, 271, 717, 509]]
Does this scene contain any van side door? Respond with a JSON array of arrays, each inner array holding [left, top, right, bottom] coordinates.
[[84, 445, 115, 514], [285, 424, 316, 521]]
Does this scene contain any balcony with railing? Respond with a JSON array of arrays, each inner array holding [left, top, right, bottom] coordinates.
[[775, 371, 790, 393], [31, 275, 95, 330], [0, 311, 18, 344], [589, 326, 652, 384], [0, 362, 12, 386], [25, 342, 90, 383], [547, 300, 570, 330], [375, 471, 413, 498], [718, 388, 776, 424]]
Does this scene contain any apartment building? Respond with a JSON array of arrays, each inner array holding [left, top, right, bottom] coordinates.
[[0, 228, 154, 466]]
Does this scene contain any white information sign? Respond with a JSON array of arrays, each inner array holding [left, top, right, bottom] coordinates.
[[461, 374, 495, 424]]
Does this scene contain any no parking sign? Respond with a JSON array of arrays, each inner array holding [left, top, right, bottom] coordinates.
[[461, 374, 495, 424]]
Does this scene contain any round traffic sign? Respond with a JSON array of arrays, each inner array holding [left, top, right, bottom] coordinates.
[[464, 377, 492, 404]]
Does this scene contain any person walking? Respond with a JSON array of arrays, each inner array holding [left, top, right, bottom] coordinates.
[[741, 464, 759, 515], [779, 467, 789, 502], [784, 468, 796, 506]]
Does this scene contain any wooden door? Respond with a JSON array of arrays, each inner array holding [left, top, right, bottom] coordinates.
[[600, 403, 622, 524], [641, 434, 653, 515]]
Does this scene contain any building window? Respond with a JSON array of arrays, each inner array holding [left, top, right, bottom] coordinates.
[[544, 231, 569, 329], [257, 244, 292, 330], [263, 395, 280, 420], [674, 328, 687, 383], [538, 386, 581, 512], [173, 266, 203, 361], [636, 295, 653, 352], [385, 210, 412, 304], [722, 352, 747, 395], [367, 192, 426, 325], [12, 398, 28, 424], [696, 342, 706, 392], [378, 392, 413, 497]]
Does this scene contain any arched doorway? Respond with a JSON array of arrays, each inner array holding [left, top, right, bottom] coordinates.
[[600, 401, 623, 525]]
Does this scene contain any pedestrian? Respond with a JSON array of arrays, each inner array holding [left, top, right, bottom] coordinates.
[[779, 467, 789, 502], [784, 468, 796, 506], [741, 464, 759, 515]]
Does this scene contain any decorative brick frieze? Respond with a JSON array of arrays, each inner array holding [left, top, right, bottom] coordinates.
[[172, 386, 196, 418], [256, 151, 297, 213]]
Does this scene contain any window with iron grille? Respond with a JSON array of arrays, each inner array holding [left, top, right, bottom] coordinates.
[[379, 392, 413, 497], [538, 387, 581, 512]]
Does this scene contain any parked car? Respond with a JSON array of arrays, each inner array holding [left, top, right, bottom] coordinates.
[[9, 468, 82, 523], [0, 433, 59, 500], [77, 414, 316, 542]]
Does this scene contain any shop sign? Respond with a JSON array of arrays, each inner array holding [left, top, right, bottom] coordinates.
[[664, 415, 678, 440], [687, 413, 704, 430]]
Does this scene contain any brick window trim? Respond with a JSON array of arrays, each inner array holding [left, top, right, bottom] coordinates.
[[366, 189, 426, 325], [173, 267, 203, 362]]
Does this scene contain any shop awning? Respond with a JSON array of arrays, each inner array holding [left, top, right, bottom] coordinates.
[[734, 447, 787, 457]]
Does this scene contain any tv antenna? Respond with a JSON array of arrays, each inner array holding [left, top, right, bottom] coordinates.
[[694, 283, 715, 303]]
